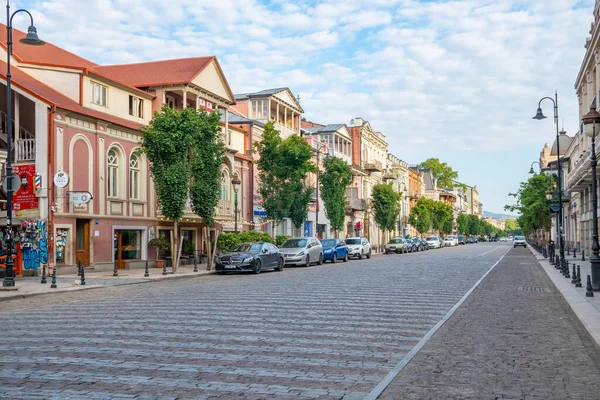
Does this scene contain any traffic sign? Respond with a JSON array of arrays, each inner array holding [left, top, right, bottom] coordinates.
[[1, 174, 20, 193]]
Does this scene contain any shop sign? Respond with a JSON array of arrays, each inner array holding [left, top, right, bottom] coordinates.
[[13, 164, 38, 212], [53, 171, 69, 188], [69, 191, 93, 204]]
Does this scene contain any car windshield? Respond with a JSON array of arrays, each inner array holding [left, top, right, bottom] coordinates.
[[230, 243, 262, 253], [345, 238, 361, 245], [446, 235, 456, 239], [515, 236, 525, 240], [412, 238, 420, 242], [321, 239, 336, 247], [426, 237, 438, 241], [281, 239, 307, 248], [388, 239, 402, 244]]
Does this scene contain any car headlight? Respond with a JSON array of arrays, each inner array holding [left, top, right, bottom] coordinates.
[[296, 251, 305, 256], [325, 249, 333, 253], [242, 257, 254, 263]]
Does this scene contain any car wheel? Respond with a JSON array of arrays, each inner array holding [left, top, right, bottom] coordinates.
[[275, 257, 284, 271], [253, 259, 262, 274], [217, 271, 225, 275], [317, 253, 323, 265], [333, 253, 337, 263], [359, 251, 363, 260], [305, 255, 311, 267], [367, 250, 371, 259], [343, 252, 348, 262]]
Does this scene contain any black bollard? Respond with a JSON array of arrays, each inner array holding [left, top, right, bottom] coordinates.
[[556, 253, 561, 269], [80, 264, 86, 286], [576, 266, 582, 288], [40, 263, 47, 284], [50, 267, 57, 289], [565, 260, 571, 279], [113, 259, 119, 277], [573, 247, 577, 259], [567, 246, 570, 256], [571, 265, 577, 284], [193, 256, 198, 272], [582, 249, 585, 261], [162, 259, 168, 276], [543, 247, 547, 258], [144, 260, 149, 277], [78, 261, 82, 277], [586, 275, 594, 297]]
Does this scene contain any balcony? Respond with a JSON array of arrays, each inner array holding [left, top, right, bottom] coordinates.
[[216, 199, 233, 217], [346, 187, 366, 211], [0, 110, 36, 162], [363, 159, 383, 172], [221, 131, 238, 154], [16, 138, 35, 161]]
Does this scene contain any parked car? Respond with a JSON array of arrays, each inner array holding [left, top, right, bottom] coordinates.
[[279, 237, 323, 266], [345, 236, 371, 259], [467, 237, 478, 244], [458, 235, 466, 245], [411, 237, 426, 252], [385, 238, 409, 254], [425, 236, 442, 249], [215, 242, 284, 274], [444, 235, 459, 247], [419, 237, 430, 250], [499, 237, 507, 242], [514, 236, 527, 248], [321, 238, 349, 263]]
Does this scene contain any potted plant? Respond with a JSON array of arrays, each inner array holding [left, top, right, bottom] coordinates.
[[148, 236, 170, 268]]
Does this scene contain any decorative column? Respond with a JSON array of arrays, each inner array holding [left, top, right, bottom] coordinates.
[[182, 91, 187, 109]]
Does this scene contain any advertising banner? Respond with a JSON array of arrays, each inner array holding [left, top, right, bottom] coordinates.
[[13, 164, 39, 217]]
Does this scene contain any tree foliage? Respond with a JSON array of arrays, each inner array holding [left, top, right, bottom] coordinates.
[[457, 213, 469, 235], [418, 158, 459, 189], [254, 121, 316, 230], [372, 183, 401, 232], [505, 174, 551, 235], [409, 197, 454, 235], [140, 105, 223, 270], [320, 156, 353, 235], [408, 198, 432, 234]]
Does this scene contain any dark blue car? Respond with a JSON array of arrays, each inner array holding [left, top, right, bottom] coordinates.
[[321, 238, 349, 263]]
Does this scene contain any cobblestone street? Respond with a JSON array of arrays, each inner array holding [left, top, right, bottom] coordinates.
[[1, 243, 599, 399]]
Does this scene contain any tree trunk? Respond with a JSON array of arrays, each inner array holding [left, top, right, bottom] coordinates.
[[205, 227, 212, 271], [172, 219, 180, 272], [210, 230, 220, 269]]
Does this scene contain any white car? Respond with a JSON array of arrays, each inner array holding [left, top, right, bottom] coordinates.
[[513, 236, 527, 248], [443, 235, 459, 247], [345, 237, 371, 259], [499, 237, 507, 242], [426, 236, 442, 249], [279, 237, 323, 266]]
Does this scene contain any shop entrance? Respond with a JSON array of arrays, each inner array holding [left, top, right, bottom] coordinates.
[[114, 229, 142, 269], [75, 219, 90, 267]]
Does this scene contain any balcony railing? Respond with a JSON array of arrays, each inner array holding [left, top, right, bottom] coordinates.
[[16, 139, 35, 161], [363, 159, 383, 172], [346, 197, 366, 211], [216, 199, 233, 217]]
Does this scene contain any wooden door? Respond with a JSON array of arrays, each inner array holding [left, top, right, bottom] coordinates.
[[116, 231, 125, 269], [75, 219, 90, 267]]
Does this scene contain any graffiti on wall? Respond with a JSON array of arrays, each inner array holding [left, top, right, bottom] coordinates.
[[20, 219, 48, 270]]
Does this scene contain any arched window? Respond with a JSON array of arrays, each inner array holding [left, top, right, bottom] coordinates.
[[129, 154, 140, 200], [107, 148, 118, 197], [220, 170, 229, 201]]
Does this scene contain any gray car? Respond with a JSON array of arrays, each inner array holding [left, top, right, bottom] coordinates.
[[279, 237, 323, 266]]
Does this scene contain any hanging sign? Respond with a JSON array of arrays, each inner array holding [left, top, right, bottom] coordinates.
[[13, 164, 38, 211], [53, 171, 69, 188], [69, 191, 93, 204]]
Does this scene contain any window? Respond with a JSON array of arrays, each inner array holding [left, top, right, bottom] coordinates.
[[117, 230, 141, 260], [107, 148, 118, 197], [252, 99, 269, 119], [90, 81, 107, 106], [129, 96, 143, 118], [129, 154, 139, 200], [220, 170, 229, 201], [166, 96, 175, 109]]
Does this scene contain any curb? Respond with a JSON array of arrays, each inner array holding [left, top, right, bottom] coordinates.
[[528, 246, 600, 348], [0, 270, 217, 302]]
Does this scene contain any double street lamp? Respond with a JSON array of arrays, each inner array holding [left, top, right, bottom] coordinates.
[[2, 1, 44, 288], [532, 92, 565, 271], [581, 104, 600, 291], [231, 174, 241, 234]]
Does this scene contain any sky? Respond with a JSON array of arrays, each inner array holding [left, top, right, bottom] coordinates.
[[14, 0, 595, 214]]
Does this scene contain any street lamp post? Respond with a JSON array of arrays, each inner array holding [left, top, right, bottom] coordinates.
[[231, 174, 241, 234], [365, 203, 371, 241], [533, 92, 565, 271], [2, 1, 44, 288], [582, 104, 600, 290], [529, 161, 541, 175], [314, 140, 329, 238]]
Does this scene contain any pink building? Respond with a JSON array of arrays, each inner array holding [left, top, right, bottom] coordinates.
[[0, 25, 248, 273]]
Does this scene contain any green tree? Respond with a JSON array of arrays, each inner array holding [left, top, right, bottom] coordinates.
[[372, 183, 401, 243], [418, 158, 460, 189], [254, 122, 316, 234], [140, 106, 223, 271], [505, 173, 551, 236], [320, 156, 353, 237], [457, 213, 469, 235], [430, 200, 454, 233], [467, 214, 480, 236], [408, 198, 432, 235], [442, 216, 454, 235]]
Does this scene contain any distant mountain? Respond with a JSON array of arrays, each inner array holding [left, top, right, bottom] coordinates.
[[483, 211, 518, 219]]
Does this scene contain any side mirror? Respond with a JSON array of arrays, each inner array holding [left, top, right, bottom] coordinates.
[[262, 248, 268, 253]]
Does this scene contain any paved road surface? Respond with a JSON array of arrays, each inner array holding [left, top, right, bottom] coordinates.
[[1, 243, 598, 399]]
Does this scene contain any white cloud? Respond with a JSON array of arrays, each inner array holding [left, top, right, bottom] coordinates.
[[14, 0, 595, 212]]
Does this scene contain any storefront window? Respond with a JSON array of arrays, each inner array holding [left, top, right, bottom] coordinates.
[[56, 228, 69, 264], [118, 230, 141, 260]]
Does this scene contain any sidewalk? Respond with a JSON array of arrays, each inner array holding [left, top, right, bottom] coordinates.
[[0, 264, 214, 302], [529, 246, 600, 347]]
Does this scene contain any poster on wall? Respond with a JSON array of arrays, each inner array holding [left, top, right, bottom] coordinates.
[[13, 164, 39, 218]]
